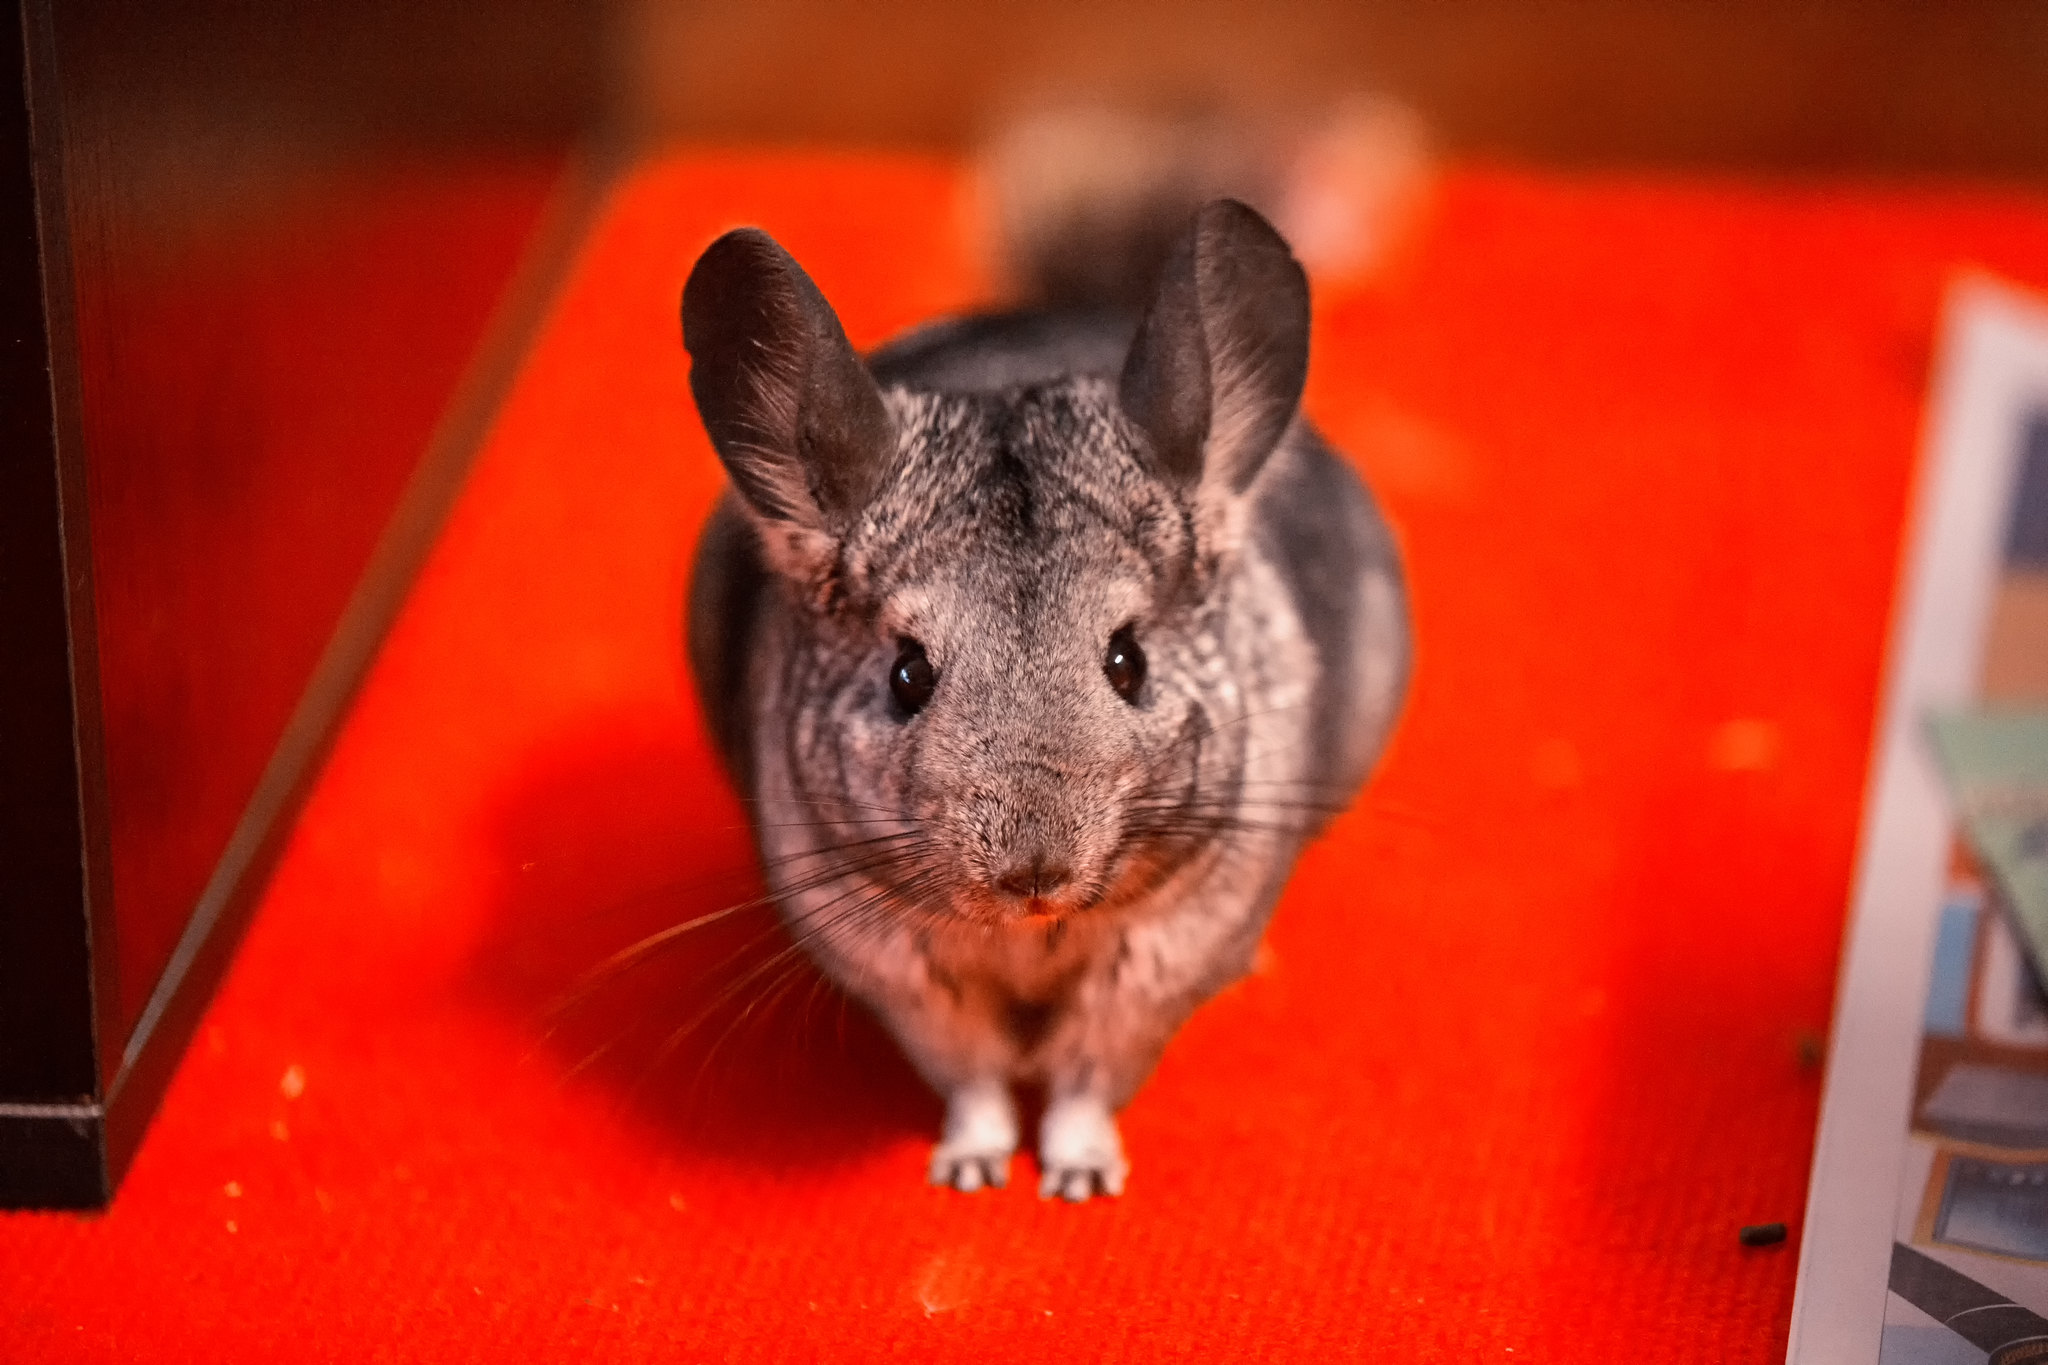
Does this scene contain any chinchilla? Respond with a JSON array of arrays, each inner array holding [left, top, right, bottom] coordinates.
[[681, 198, 1409, 1200]]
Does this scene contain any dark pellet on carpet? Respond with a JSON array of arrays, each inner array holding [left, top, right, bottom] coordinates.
[[1739, 1223, 1787, 1247], [1795, 1031, 1825, 1070]]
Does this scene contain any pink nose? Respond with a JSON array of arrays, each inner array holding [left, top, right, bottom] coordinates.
[[993, 857, 1073, 902]]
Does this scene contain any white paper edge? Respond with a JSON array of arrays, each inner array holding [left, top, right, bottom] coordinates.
[[1787, 274, 2048, 1364]]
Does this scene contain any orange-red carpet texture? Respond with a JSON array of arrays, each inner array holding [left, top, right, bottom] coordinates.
[[9, 153, 2048, 1361]]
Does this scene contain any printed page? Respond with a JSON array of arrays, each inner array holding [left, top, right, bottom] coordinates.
[[1790, 278, 2048, 1365]]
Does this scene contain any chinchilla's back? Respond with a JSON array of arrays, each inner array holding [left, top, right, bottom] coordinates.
[[866, 310, 1132, 393], [1246, 428, 1408, 808]]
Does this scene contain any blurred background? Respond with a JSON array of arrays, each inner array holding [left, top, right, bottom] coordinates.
[[622, 0, 2048, 176], [11, 0, 2048, 1205], [57, 0, 2048, 176], [93, 0, 2048, 172]]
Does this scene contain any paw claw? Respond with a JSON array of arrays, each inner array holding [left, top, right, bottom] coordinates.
[[928, 1148, 1012, 1193], [1036, 1160, 1125, 1202]]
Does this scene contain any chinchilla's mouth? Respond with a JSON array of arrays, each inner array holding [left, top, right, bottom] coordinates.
[[983, 880, 1106, 922], [1081, 834, 1202, 916], [1027, 885, 1106, 917]]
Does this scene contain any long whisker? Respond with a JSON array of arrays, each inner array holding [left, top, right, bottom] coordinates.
[[737, 789, 921, 822], [637, 869, 938, 1096], [540, 834, 933, 1033]]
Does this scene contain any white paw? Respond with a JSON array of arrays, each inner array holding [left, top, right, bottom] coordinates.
[[1037, 1094, 1128, 1202], [928, 1081, 1017, 1194], [928, 1142, 1012, 1192]]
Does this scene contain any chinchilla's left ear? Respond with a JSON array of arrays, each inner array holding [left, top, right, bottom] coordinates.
[[682, 228, 894, 579], [1117, 199, 1309, 503]]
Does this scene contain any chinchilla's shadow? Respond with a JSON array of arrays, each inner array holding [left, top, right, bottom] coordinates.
[[464, 713, 937, 1171]]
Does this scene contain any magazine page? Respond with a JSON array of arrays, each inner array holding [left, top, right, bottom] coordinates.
[[1790, 277, 2048, 1365]]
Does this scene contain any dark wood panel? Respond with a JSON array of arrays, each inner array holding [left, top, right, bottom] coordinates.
[[68, 163, 567, 1056], [2, 0, 606, 1206], [0, 0, 97, 1114]]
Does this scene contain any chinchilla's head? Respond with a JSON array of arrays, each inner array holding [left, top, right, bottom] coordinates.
[[682, 201, 1310, 924]]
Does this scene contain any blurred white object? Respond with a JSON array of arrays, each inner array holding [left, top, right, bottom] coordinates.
[[974, 96, 1432, 306]]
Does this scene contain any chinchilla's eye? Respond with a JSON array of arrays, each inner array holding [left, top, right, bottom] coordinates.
[[1104, 625, 1146, 704], [889, 638, 936, 716]]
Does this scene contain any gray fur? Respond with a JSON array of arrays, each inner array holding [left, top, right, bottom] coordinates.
[[682, 201, 1409, 1200]]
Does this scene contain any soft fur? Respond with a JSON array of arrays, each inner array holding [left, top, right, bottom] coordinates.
[[682, 201, 1409, 1199]]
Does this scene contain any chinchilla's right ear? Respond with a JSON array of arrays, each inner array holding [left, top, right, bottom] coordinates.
[[682, 228, 894, 581]]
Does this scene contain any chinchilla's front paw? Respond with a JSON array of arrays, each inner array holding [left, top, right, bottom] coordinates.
[[928, 1141, 1012, 1192], [1038, 1094, 1128, 1202], [928, 1080, 1017, 1193]]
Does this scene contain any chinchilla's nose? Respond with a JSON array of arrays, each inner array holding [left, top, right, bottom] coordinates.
[[991, 854, 1073, 903]]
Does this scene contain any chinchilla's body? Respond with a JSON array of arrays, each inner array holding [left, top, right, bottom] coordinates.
[[682, 201, 1408, 1200]]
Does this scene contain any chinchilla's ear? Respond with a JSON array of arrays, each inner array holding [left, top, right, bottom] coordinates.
[[682, 228, 893, 577], [1118, 199, 1309, 502]]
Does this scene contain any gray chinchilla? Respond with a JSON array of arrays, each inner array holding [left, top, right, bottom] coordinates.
[[681, 199, 1409, 1200]]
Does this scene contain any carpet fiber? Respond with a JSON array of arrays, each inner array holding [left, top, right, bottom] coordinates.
[[9, 152, 2048, 1360]]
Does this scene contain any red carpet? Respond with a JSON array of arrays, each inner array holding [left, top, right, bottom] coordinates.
[[9, 152, 2048, 1360]]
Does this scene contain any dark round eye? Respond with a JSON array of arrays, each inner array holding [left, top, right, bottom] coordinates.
[[889, 638, 936, 716], [1104, 625, 1146, 704]]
